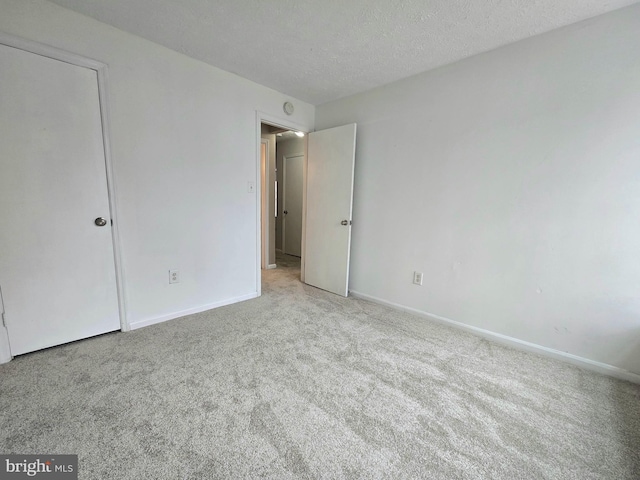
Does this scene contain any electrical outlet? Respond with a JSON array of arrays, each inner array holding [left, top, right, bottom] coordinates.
[[413, 271, 423, 286], [169, 270, 180, 284]]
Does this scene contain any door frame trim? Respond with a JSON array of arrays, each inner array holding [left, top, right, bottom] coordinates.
[[260, 138, 270, 270], [0, 33, 129, 362], [255, 112, 309, 296]]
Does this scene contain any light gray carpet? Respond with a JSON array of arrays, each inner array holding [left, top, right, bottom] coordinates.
[[1, 254, 639, 479]]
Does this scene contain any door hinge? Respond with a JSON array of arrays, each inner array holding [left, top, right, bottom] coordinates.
[[1, 312, 5, 328]]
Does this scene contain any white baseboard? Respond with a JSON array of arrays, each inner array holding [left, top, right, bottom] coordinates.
[[349, 290, 640, 384], [129, 292, 259, 331], [267, 264, 277, 270]]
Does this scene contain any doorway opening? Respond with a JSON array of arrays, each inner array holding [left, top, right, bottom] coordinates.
[[260, 121, 307, 275], [257, 116, 357, 299]]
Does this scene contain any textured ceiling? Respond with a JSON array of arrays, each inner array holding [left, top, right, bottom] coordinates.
[[48, 0, 639, 105]]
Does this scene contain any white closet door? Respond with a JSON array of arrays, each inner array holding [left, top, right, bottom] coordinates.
[[0, 44, 120, 355]]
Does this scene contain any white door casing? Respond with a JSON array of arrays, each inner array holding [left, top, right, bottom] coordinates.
[[0, 43, 121, 356], [304, 124, 357, 297], [260, 140, 269, 269], [282, 154, 304, 257]]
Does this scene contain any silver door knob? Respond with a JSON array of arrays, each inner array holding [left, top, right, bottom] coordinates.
[[94, 217, 108, 227], [284, 210, 288, 214], [341, 220, 350, 226]]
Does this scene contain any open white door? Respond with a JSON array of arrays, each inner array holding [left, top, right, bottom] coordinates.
[[304, 123, 356, 297], [0, 44, 120, 355]]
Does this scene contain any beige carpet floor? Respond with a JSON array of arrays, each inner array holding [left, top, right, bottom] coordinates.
[[1, 254, 639, 479]]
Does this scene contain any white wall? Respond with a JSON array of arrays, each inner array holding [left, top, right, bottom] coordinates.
[[316, 4, 640, 376], [275, 137, 305, 252], [0, 0, 314, 349]]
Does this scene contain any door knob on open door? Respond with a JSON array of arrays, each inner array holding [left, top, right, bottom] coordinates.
[[341, 220, 351, 226], [94, 217, 108, 227], [284, 210, 288, 215]]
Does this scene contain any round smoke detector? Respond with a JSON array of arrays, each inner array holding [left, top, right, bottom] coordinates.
[[283, 101, 294, 115]]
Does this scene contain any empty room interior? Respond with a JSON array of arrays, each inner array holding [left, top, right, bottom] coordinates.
[[1, 0, 639, 478]]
